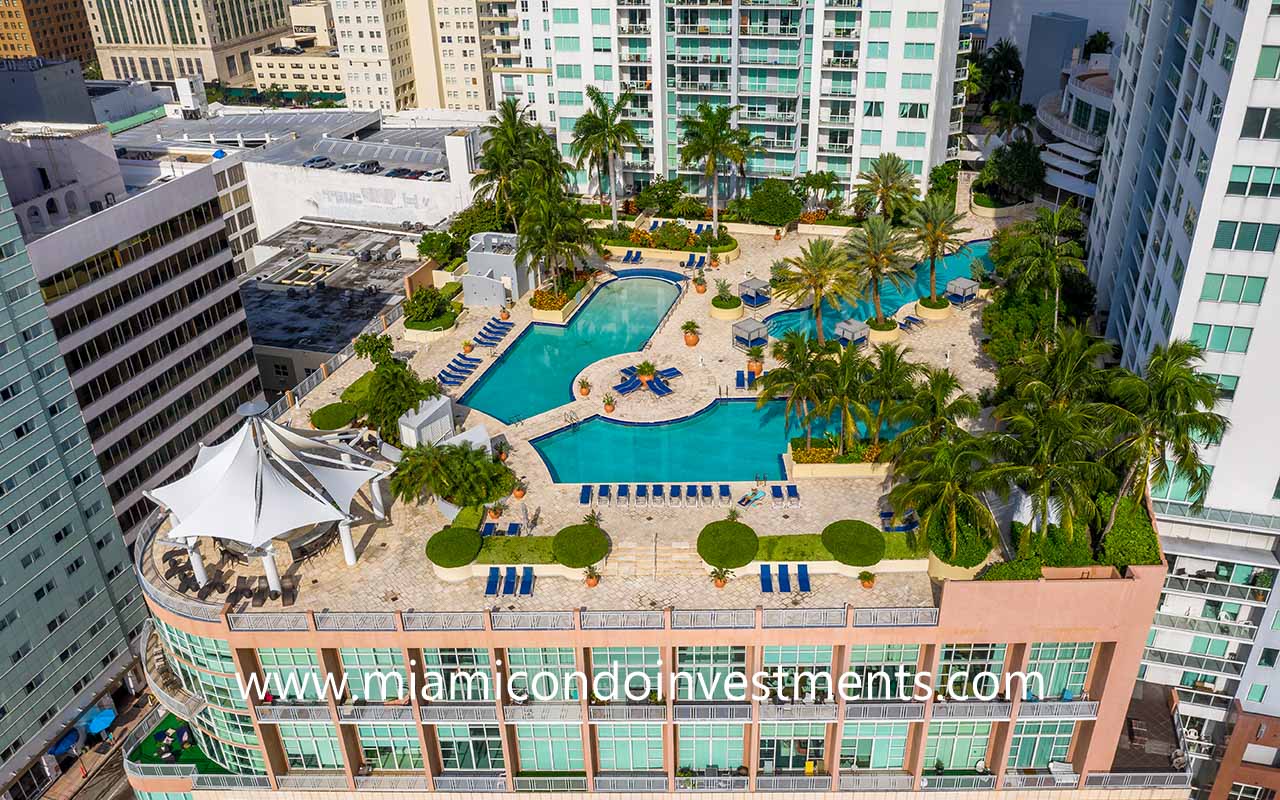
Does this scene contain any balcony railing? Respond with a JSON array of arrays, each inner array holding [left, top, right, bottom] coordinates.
[[226, 613, 309, 632], [433, 773, 508, 791], [402, 611, 485, 630], [824, 27, 858, 39], [673, 702, 753, 720], [740, 84, 800, 96], [674, 80, 732, 93], [338, 704, 415, 722], [588, 704, 668, 721], [763, 607, 846, 627], [490, 611, 574, 630], [840, 772, 914, 790], [676, 775, 749, 791], [826, 0, 860, 6], [818, 142, 854, 154], [355, 774, 430, 791], [143, 627, 207, 719], [821, 86, 856, 97], [672, 609, 755, 628], [1153, 500, 1280, 535], [921, 774, 996, 791], [1083, 772, 1191, 789], [820, 114, 852, 124], [621, 80, 654, 92], [739, 53, 803, 66], [758, 702, 839, 721], [930, 702, 1012, 720], [1003, 772, 1080, 789], [757, 775, 832, 790], [619, 23, 650, 34], [515, 776, 587, 792], [503, 702, 582, 721], [255, 704, 332, 722], [1036, 92, 1104, 151], [741, 109, 797, 122], [191, 774, 273, 789], [1152, 611, 1257, 641], [740, 0, 800, 5], [1165, 574, 1271, 603], [1143, 647, 1244, 677], [420, 702, 499, 722], [740, 25, 800, 36], [277, 773, 350, 790], [844, 702, 926, 720], [853, 607, 939, 627], [580, 609, 664, 629], [315, 612, 397, 631], [823, 56, 858, 68], [595, 772, 669, 791], [673, 23, 732, 35], [134, 511, 224, 623], [1017, 700, 1100, 719], [621, 52, 653, 63], [676, 53, 732, 64]]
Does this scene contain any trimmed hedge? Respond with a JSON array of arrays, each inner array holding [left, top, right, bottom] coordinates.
[[927, 514, 992, 568], [918, 295, 951, 310], [979, 558, 1044, 581], [441, 281, 463, 300], [1099, 494, 1162, 571], [453, 505, 484, 531], [697, 520, 759, 568], [426, 526, 483, 568], [820, 520, 886, 566], [711, 295, 743, 310], [310, 402, 356, 430], [552, 524, 610, 568], [477, 536, 557, 564]]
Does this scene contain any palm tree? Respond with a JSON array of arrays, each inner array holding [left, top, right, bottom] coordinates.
[[982, 38, 1024, 104], [473, 98, 534, 230], [843, 216, 916, 327], [571, 87, 640, 228], [862, 342, 924, 448], [757, 332, 834, 448], [1082, 30, 1113, 59], [907, 195, 971, 305], [1004, 203, 1086, 333], [679, 103, 744, 229], [1101, 340, 1228, 536], [855, 153, 918, 221], [981, 99, 1036, 145], [391, 443, 513, 507], [890, 367, 980, 455], [998, 326, 1114, 409], [888, 433, 1001, 561], [730, 125, 764, 201], [771, 238, 863, 344], [816, 341, 871, 453], [961, 58, 986, 105], [516, 191, 602, 288]]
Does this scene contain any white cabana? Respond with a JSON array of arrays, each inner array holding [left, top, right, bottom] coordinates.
[[738, 277, 771, 309], [946, 276, 980, 305], [732, 318, 770, 352], [833, 318, 869, 345], [145, 401, 389, 592]]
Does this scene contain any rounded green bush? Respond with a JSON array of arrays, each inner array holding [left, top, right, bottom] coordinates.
[[918, 295, 951, 310], [310, 402, 356, 430], [711, 295, 743, 310], [552, 524, 610, 568], [866, 317, 898, 332], [426, 526, 483, 568], [927, 515, 992, 568], [697, 520, 759, 569], [820, 520, 886, 566]]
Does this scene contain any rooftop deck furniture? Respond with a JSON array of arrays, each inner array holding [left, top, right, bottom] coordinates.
[[636, 484, 649, 504], [502, 567, 518, 595], [786, 484, 801, 507], [760, 563, 774, 593], [617, 484, 631, 505], [732, 317, 770, 352], [598, 485, 612, 504], [771, 485, 785, 508], [777, 563, 792, 593], [485, 567, 501, 596], [579, 485, 593, 505], [518, 566, 535, 595], [719, 484, 731, 505], [613, 375, 642, 395], [797, 564, 811, 592]]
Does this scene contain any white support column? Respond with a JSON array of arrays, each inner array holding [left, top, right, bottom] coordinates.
[[260, 548, 283, 593], [187, 539, 208, 587], [339, 519, 357, 566], [371, 477, 386, 519]]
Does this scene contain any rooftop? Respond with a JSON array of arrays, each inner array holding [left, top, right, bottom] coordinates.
[[1110, 681, 1187, 773], [109, 109, 383, 148]]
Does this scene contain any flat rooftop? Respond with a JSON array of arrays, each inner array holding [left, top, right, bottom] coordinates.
[[110, 109, 382, 147]]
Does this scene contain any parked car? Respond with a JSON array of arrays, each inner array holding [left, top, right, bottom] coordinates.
[[402, 169, 426, 179], [355, 160, 382, 174], [337, 162, 360, 172], [302, 156, 335, 169], [384, 167, 413, 178], [418, 168, 448, 181]]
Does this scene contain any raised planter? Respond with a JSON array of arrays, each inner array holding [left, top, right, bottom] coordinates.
[[431, 561, 583, 582], [786, 448, 893, 480], [868, 325, 900, 344], [705, 557, 929, 577], [610, 243, 741, 264], [927, 550, 992, 581], [432, 266, 464, 289], [710, 301, 745, 321], [969, 197, 1035, 220], [530, 280, 594, 324], [797, 222, 857, 238], [913, 300, 953, 320], [403, 318, 459, 343]]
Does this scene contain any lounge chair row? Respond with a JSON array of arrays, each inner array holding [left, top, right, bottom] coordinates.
[[438, 352, 483, 386], [947, 292, 976, 307], [880, 509, 919, 533], [646, 221, 711, 235], [481, 522, 522, 537], [580, 483, 733, 506], [735, 369, 767, 390], [770, 484, 802, 507], [760, 563, 812, 593], [837, 335, 868, 348], [683, 254, 707, 269], [484, 566, 534, 596], [613, 368, 682, 397], [619, 250, 645, 264], [620, 366, 682, 380], [897, 315, 926, 333], [472, 316, 514, 347]]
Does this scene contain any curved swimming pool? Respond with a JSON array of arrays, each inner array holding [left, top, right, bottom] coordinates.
[[766, 239, 993, 340], [461, 277, 680, 424]]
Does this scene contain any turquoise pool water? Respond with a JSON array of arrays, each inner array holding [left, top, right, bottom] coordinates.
[[531, 399, 865, 483], [461, 277, 680, 424], [766, 240, 993, 340]]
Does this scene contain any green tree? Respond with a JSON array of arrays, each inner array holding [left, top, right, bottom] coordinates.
[[861, 342, 924, 447], [890, 367, 980, 455], [730, 125, 765, 200], [516, 191, 602, 287], [1003, 202, 1086, 333], [756, 332, 834, 448], [82, 60, 102, 80], [772, 238, 862, 345], [353, 333, 394, 366], [745, 178, 803, 227], [887, 433, 1000, 561], [982, 38, 1024, 105], [979, 139, 1045, 202], [981, 99, 1036, 145], [418, 230, 455, 264], [998, 326, 1114, 407], [1082, 30, 1113, 59], [295, 85, 314, 107], [679, 102, 745, 229], [855, 153, 918, 221], [815, 343, 871, 453], [571, 87, 640, 229], [472, 98, 534, 231], [360, 361, 440, 445], [636, 176, 685, 216], [263, 84, 285, 108], [1102, 340, 1228, 535], [843, 215, 916, 327], [907, 194, 971, 305], [391, 442, 514, 507]]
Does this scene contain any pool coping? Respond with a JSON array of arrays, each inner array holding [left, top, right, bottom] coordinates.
[[460, 274, 685, 422], [527, 396, 792, 484]]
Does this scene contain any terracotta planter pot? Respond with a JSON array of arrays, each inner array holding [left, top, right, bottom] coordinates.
[[695, 283, 707, 294], [714, 578, 727, 589], [498, 451, 509, 462], [638, 374, 653, 384], [684, 333, 700, 347], [861, 579, 875, 589], [462, 343, 474, 354], [513, 488, 526, 500], [579, 386, 591, 397], [748, 361, 764, 376], [488, 509, 502, 520], [603, 403, 615, 413], [585, 576, 600, 588], [774, 230, 782, 241], [500, 309, 511, 321]]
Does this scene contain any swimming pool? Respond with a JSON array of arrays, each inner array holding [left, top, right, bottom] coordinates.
[[531, 398, 882, 483], [461, 277, 680, 424], [766, 240, 993, 340]]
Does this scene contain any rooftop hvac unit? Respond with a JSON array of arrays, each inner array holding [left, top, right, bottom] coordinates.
[[174, 76, 208, 118]]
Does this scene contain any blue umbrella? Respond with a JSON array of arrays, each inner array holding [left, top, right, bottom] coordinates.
[[49, 730, 78, 756], [85, 708, 116, 735]]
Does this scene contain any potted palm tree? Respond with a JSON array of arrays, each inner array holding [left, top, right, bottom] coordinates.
[[746, 345, 765, 376], [462, 339, 474, 354], [859, 570, 876, 589], [493, 441, 511, 462], [682, 320, 701, 347], [710, 567, 733, 588], [488, 500, 507, 521], [578, 378, 591, 397], [512, 479, 527, 500], [844, 216, 915, 343], [584, 565, 601, 588], [693, 269, 707, 294], [635, 361, 656, 384], [602, 393, 616, 413]]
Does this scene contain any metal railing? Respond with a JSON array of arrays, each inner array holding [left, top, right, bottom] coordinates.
[[226, 612, 310, 631], [740, 109, 797, 122], [191, 774, 273, 789], [581, 610, 664, 629], [675, 775, 749, 791], [355, 774, 430, 791], [276, 773, 351, 790], [740, 25, 800, 36], [672, 609, 755, 628], [514, 775, 588, 791], [759, 703, 839, 721], [618, 23, 650, 34], [1153, 499, 1280, 534], [1036, 92, 1104, 151], [818, 142, 855, 154], [1143, 646, 1244, 677], [674, 80, 732, 92], [433, 773, 508, 791], [1152, 611, 1257, 641], [673, 703, 753, 720], [256, 704, 332, 722], [338, 704, 415, 722], [143, 628, 207, 719], [588, 704, 668, 721], [921, 774, 995, 791], [763, 607, 846, 628], [930, 702, 1012, 720], [490, 610, 574, 630], [1083, 772, 1191, 789], [823, 57, 859, 68], [594, 772, 669, 791], [840, 773, 914, 790], [420, 703, 499, 722], [1005, 772, 1080, 789], [757, 775, 831, 790], [314, 612, 397, 631], [1017, 700, 1100, 719], [134, 511, 224, 622], [503, 703, 582, 721], [853, 607, 938, 627], [1165, 574, 1270, 603], [402, 611, 485, 630], [844, 702, 926, 720], [673, 23, 732, 35]]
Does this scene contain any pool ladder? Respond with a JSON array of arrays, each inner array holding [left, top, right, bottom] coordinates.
[[563, 410, 581, 429]]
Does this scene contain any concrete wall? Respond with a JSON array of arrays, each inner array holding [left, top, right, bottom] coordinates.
[[0, 61, 95, 124], [1022, 13, 1089, 105], [987, 0, 1126, 59], [88, 80, 174, 123]]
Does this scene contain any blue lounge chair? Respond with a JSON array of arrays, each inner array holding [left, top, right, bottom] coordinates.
[[719, 484, 731, 505], [502, 567, 517, 595], [472, 335, 500, 347], [747, 371, 757, 389], [701, 485, 713, 505], [579, 485, 593, 505], [657, 367, 682, 379], [631, 251, 643, 264], [617, 484, 631, 505], [484, 567, 500, 596], [518, 566, 534, 595], [670, 485, 682, 504], [481, 522, 497, 537], [650, 375, 673, 397], [650, 220, 660, 232], [480, 325, 508, 339], [771, 485, 785, 508], [636, 484, 649, 504], [786, 484, 801, 507], [652, 484, 665, 505], [598, 485, 612, 504], [797, 563, 811, 593], [457, 354, 482, 364], [686, 253, 697, 267], [621, 250, 634, 264], [488, 317, 514, 327], [613, 375, 642, 395], [620, 365, 638, 377], [850, 335, 867, 348], [898, 321, 913, 332], [904, 315, 925, 328], [437, 373, 464, 386], [777, 563, 792, 593], [440, 368, 471, 381], [506, 522, 521, 536], [686, 485, 699, 507], [694, 223, 705, 235], [696, 255, 706, 269], [447, 360, 476, 373], [736, 370, 746, 389], [760, 564, 774, 593]]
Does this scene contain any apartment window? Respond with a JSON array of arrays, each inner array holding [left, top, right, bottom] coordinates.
[[1258, 46, 1280, 79], [596, 724, 663, 770], [925, 722, 993, 770], [594, 64, 611, 81], [437, 724, 504, 769], [280, 723, 344, 769], [864, 71, 886, 88], [592, 647, 661, 696], [906, 11, 938, 27], [1241, 107, 1280, 139], [678, 724, 745, 770], [1200, 273, 1267, 304], [899, 102, 929, 119], [863, 101, 883, 117], [1007, 721, 1076, 769], [1262, 649, 1279, 668], [558, 91, 583, 105], [861, 129, 882, 145], [1189, 323, 1253, 354], [841, 722, 909, 770], [590, 8, 609, 24], [1226, 165, 1280, 196], [1223, 35, 1237, 72], [904, 42, 935, 59], [1213, 220, 1280, 252], [867, 10, 890, 27], [592, 36, 609, 52], [515, 724, 582, 770], [901, 72, 931, 90], [553, 35, 579, 51], [865, 41, 888, 59], [550, 7, 577, 23], [1248, 683, 1268, 703], [555, 63, 580, 79]]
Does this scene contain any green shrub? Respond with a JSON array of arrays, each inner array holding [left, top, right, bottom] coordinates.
[[978, 139, 1044, 203], [636, 176, 685, 216], [1099, 494, 1161, 571], [821, 520, 886, 566], [441, 281, 463, 300], [670, 195, 709, 219], [310, 402, 356, 430], [979, 558, 1044, 581], [711, 295, 743, 309], [552, 524, 610, 567], [918, 295, 951, 310], [340, 371, 374, 407], [477, 536, 557, 564], [426, 526, 483, 568], [453, 505, 484, 530], [418, 230, 456, 264], [927, 160, 960, 205], [746, 178, 803, 227], [697, 520, 759, 568], [927, 514, 992, 568], [867, 317, 898, 332], [1013, 521, 1095, 567], [404, 286, 450, 325], [972, 191, 1004, 208], [650, 221, 691, 250], [755, 534, 832, 562]]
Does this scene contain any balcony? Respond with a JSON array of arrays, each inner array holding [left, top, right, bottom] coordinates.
[[824, 27, 858, 39], [818, 141, 854, 154], [433, 772, 508, 791], [420, 702, 500, 722], [490, 610, 573, 630], [921, 774, 995, 791], [758, 702, 839, 721], [740, 53, 802, 66], [930, 701, 1012, 720], [826, 0, 860, 6], [278, 773, 350, 790], [741, 109, 797, 122], [619, 23, 650, 34], [1142, 646, 1245, 677], [674, 80, 732, 93], [821, 85, 857, 97], [740, 84, 800, 97], [621, 52, 653, 63], [1151, 611, 1257, 642], [844, 702, 926, 720], [622, 160, 655, 171], [1164, 574, 1271, 604], [740, 0, 800, 5], [673, 23, 731, 34], [957, 37, 972, 54], [757, 775, 832, 791], [255, 704, 331, 722], [819, 113, 852, 125], [1003, 772, 1080, 789], [853, 607, 938, 626], [676, 52, 733, 65], [143, 625, 207, 719], [675, 775, 749, 791], [620, 80, 654, 92], [402, 611, 485, 631], [757, 137, 800, 152], [840, 772, 914, 790], [668, 0, 731, 5], [823, 56, 859, 69], [1016, 700, 1101, 720], [1083, 773, 1191, 789], [337, 703, 415, 722], [502, 702, 582, 721], [355, 774, 430, 791], [595, 772, 669, 791], [588, 703, 667, 721], [740, 24, 800, 36], [673, 702, 753, 720], [514, 775, 587, 792]]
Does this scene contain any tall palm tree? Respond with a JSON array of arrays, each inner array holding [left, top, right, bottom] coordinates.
[[391, 443, 513, 507], [679, 103, 744, 229], [515, 192, 602, 288], [815, 341, 871, 453], [981, 99, 1036, 145], [843, 216, 916, 327], [998, 326, 1114, 409], [1005, 203, 1086, 333], [888, 433, 1001, 561], [862, 342, 924, 448], [473, 98, 534, 230], [570, 87, 640, 228], [756, 332, 834, 448], [731, 125, 764, 201], [890, 367, 980, 456], [1101, 340, 1228, 536], [982, 38, 1024, 105], [907, 195, 971, 305], [771, 238, 863, 344], [855, 153, 918, 221]]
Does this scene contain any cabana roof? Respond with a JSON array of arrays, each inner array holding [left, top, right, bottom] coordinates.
[[732, 317, 769, 339], [738, 277, 770, 294], [834, 318, 869, 339], [947, 276, 980, 295]]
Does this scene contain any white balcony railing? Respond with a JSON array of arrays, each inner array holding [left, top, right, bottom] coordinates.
[[853, 607, 939, 627], [757, 775, 832, 791], [930, 702, 1013, 720], [433, 773, 508, 791], [1016, 700, 1100, 719], [594, 772, 669, 791], [759, 702, 840, 721], [588, 704, 668, 721], [921, 774, 995, 791], [420, 702, 499, 722], [675, 775, 749, 791], [672, 609, 755, 628], [1003, 772, 1080, 789], [844, 702, 926, 720], [503, 702, 582, 721], [840, 772, 914, 790], [673, 702, 754, 720], [514, 776, 588, 792]]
